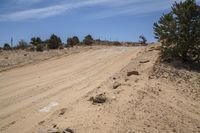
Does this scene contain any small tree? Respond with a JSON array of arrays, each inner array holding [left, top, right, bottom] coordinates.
[[3, 43, 11, 50], [67, 36, 80, 47], [72, 36, 80, 44], [83, 35, 93, 45], [139, 35, 147, 45], [30, 37, 42, 46], [48, 34, 62, 49], [36, 44, 44, 52], [154, 0, 200, 63], [17, 40, 29, 50]]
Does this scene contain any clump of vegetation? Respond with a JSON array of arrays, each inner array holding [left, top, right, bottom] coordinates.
[[67, 36, 80, 47], [83, 35, 93, 45], [3, 43, 11, 50], [154, 0, 200, 64], [47, 34, 62, 49], [16, 40, 29, 50], [36, 44, 44, 52], [30, 37, 42, 46], [139, 35, 147, 45], [113, 41, 121, 46]]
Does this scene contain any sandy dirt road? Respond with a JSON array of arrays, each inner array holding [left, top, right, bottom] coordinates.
[[0, 47, 141, 133]]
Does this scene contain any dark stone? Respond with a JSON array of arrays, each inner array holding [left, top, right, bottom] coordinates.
[[127, 71, 139, 76]]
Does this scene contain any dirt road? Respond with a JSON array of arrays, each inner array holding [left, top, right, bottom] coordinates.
[[1, 46, 200, 133], [0, 47, 141, 133]]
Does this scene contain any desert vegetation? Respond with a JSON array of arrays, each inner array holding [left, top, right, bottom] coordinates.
[[0, 1, 200, 133], [154, 0, 200, 65]]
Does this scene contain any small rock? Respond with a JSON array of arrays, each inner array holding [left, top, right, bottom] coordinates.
[[5, 56, 8, 59], [59, 108, 67, 115], [113, 82, 121, 89], [53, 124, 57, 128], [89, 93, 107, 104], [24, 54, 27, 56], [139, 60, 150, 63], [64, 128, 74, 133], [113, 77, 116, 80], [127, 71, 139, 76], [38, 120, 45, 125], [10, 121, 16, 125]]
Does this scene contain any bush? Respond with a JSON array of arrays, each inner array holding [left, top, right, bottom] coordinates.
[[48, 34, 62, 49], [154, 0, 200, 63], [67, 36, 80, 47], [30, 37, 42, 46], [72, 36, 80, 45], [139, 35, 147, 45], [113, 41, 121, 46], [83, 35, 93, 45], [36, 44, 44, 52], [3, 43, 11, 50], [17, 40, 29, 50]]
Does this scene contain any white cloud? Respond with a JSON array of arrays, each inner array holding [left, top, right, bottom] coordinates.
[[0, 0, 200, 22], [0, 0, 111, 21]]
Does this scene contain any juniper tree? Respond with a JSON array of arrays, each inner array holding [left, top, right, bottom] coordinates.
[[3, 43, 11, 50], [83, 35, 93, 45], [67, 36, 80, 47], [30, 37, 42, 46], [154, 0, 200, 63], [48, 34, 62, 49]]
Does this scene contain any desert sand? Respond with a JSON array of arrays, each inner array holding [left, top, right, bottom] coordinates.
[[0, 46, 200, 133]]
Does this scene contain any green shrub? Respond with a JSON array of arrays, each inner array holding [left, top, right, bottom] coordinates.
[[154, 0, 200, 63], [3, 43, 11, 50], [48, 34, 62, 49], [36, 44, 44, 52], [67, 36, 80, 47], [113, 41, 121, 46], [31, 37, 42, 46], [72, 36, 80, 45], [83, 35, 93, 45], [17, 40, 29, 50]]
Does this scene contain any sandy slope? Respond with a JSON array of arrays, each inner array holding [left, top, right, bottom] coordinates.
[[0, 47, 141, 133], [0, 46, 200, 133]]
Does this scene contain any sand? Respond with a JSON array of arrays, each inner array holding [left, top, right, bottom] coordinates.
[[0, 46, 199, 133]]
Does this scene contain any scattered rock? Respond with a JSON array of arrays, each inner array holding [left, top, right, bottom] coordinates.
[[63, 128, 74, 133], [89, 93, 107, 104], [38, 120, 45, 125], [127, 71, 139, 76], [59, 108, 67, 116], [53, 124, 57, 128], [139, 60, 150, 63], [113, 82, 121, 89], [10, 121, 16, 125]]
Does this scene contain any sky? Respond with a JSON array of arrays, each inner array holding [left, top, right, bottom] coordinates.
[[0, 0, 200, 46]]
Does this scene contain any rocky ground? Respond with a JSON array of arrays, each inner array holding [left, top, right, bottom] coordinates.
[[0, 45, 199, 133]]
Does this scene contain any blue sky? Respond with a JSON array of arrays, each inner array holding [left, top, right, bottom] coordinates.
[[0, 0, 200, 46]]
